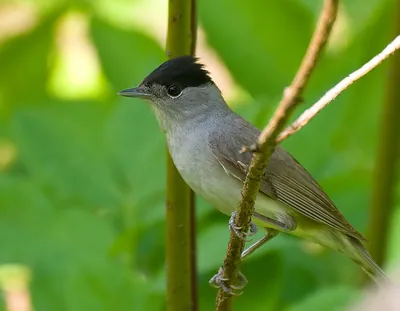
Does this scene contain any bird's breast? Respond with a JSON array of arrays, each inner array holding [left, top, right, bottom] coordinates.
[[166, 129, 242, 214]]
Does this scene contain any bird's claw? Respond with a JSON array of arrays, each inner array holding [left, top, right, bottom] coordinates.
[[229, 212, 258, 242], [209, 267, 248, 296], [249, 222, 258, 236]]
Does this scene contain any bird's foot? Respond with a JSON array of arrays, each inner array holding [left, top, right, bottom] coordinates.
[[209, 267, 248, 296], [229, 211, 258, 241]]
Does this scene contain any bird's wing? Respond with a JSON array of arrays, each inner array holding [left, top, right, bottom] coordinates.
[[208, 117, 365, 241]]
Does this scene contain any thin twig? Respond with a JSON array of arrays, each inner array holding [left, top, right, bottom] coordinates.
[[278, 35, 400, 142], [215, 1, 339, 310]]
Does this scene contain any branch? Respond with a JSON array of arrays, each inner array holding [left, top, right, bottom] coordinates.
[[215, 0, 339, 309], [278, 35, 400, 142], [165, 0, 198, 310], [215, 6, 400, 311]]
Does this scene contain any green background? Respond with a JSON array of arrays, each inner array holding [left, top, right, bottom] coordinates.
[[0, 0, 399, 310]]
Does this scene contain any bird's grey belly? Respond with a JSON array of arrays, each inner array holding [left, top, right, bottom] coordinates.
[[180, 156, 242, 215], [170, 141, 287, 222], [167, 135, 337, 247]]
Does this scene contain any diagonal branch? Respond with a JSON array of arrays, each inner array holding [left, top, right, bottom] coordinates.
[[278, 35, 400, 142], [215, 4, 400, 311], [215, 0, 339, 309]]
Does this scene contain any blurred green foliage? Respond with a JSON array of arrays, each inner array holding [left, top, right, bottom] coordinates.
[[0, 0, 399, 310]]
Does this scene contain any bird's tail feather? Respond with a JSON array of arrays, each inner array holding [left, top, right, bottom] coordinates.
[[348, 236, 389, 283]]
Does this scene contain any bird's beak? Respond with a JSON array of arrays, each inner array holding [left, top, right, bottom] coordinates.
[[118, 86, 151, 99]]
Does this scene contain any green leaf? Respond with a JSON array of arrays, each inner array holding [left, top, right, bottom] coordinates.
[[342, 0, 391, 36], [387, 202, 400, 268], [11, 102, 119, 209], [199, 0, 313, 98], [234, 253, 283, 311], [105, 99, 165, 211], [90, 17, 165, 92], [0, 176, 163, 311], [0, 11, 60, 118], [197, 224, 230, 274], [198, 252, 284, 311], [286, 286, 360, 311]]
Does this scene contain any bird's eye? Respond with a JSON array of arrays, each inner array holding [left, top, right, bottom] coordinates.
[[167, 85, 182, 98]]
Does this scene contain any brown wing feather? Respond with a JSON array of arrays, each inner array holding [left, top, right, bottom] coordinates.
[[208, 116, 365, 241]]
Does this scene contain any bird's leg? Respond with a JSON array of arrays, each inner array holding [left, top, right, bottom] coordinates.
[[253, 211, 297, 232], [242, 213, 296, 259], [241, 228, 279, 259], [210, 212, 257, 295], [215, 212, 295, 294], [228, 211, 258, 242], [210, 228, 277, 295], [209, 267, 248, 296]]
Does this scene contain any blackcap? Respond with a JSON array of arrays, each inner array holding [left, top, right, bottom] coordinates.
[[119, 56, 387, 285]]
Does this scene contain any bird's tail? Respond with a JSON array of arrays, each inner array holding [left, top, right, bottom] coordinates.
[[347, 236, 389, 283]]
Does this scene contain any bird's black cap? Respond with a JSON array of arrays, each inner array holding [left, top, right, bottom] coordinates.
[[142, 56, 213, 89]]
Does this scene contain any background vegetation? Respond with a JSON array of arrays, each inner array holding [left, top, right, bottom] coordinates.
[[0, 0, 399, 310]]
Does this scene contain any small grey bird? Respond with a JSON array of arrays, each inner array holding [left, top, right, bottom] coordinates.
[[119, 56, 387, 288]]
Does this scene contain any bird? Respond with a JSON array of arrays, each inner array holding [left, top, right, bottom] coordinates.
[[119, 55, 387, 291]]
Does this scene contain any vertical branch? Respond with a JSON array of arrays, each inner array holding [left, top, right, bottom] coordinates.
[[368, 0, 400, 267], [215, 1, 339, 310], [189, 1, 198, 307], [165, 0, 198, 310]]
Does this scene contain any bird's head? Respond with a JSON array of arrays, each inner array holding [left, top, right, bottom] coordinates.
[[119, 56, 226, 133]]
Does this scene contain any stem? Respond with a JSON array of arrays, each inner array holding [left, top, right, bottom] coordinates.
[[215, 1, 339, 309], [165, 0, 198, 310], [368, 1, 400, 267]]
